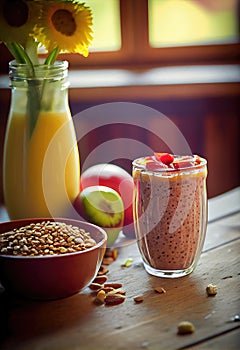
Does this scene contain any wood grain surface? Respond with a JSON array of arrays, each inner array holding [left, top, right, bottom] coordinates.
[[0, 188, 239, 350]]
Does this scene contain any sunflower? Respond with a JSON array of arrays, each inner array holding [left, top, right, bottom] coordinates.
[[0, 0, 40, 46], [33, 0, 93, 57]]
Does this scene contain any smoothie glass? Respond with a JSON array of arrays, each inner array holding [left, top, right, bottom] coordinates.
[[132, 154, 208, 278]]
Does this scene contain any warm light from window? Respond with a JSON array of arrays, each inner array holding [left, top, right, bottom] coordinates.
[[85, 0, 121, 51], [148, 0, 239, 47]]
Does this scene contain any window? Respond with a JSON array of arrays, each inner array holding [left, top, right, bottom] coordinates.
[[85, 0, 121, 51], [64, 0, 239, 68], [148, 0, 239, 47], [1, 0, 239, 70]]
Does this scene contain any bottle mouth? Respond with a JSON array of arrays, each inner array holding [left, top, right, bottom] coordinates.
[[9, 60, 69, 80], [132, 154, 207, 173]]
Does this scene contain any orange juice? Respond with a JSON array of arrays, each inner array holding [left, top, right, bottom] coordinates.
[[3, 110, 80, 219]]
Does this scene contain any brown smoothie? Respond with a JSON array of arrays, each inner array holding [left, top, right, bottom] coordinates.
[[133, 154, 207, 273]]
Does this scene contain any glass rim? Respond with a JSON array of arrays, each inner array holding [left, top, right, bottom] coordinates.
[[9, 60, 69, 69], [8, 60, 69, 82], [132, 154, 207, 173]]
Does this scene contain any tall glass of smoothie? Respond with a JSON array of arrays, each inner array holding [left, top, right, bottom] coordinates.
[[132, 153, 208, 278]]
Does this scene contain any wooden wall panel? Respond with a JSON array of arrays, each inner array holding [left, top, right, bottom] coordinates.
[[0, 88, 239, 204], [204, 112, 240, 198]]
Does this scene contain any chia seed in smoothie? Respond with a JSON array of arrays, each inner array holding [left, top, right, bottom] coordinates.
[[132, 154, 207, 277]]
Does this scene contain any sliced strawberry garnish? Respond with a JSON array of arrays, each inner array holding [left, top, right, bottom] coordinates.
[[146, 160, 168, 171], [195, 156, 201, 164], [173, 161, 193, 169], [154, 152, 174, 165]]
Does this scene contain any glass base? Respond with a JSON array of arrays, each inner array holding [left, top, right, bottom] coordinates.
[[143, 261, 195, 278]]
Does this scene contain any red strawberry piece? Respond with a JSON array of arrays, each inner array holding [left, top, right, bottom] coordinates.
[[173, 161, 193, 169], [146, 160, 168, 171], [154, 152, 174, 165], [195, 156, 201, 164]]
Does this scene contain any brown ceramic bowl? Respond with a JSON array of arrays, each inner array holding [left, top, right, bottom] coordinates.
[[0, 218, 107, 300]]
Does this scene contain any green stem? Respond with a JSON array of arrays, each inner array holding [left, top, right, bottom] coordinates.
[[44, 47, 60, 65], [27, 81, 41, 136], [5, 43, 61, 138], [5, 42, 39, 136], [5, 42, 25, 64], [25, 39, 39, 65], [5, 42, 34, 75]]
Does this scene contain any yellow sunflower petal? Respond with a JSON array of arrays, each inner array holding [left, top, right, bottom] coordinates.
[[0, 0, 40, 47], [32, 0, 93, 57]]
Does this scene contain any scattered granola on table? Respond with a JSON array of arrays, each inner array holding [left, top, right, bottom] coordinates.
[[94, 290, 106, 305], [90, 273, 126, 307], [154, 286, 166, 294], [97, 266, 109, 276], [177, 321, 195, 335], [91, 256, 127, 306], [121, 258, 133, 268], [206, 283, 218, 296], [134, 296, 144, 303]]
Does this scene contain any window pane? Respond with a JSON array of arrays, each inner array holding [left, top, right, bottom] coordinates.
[[149, 0, 239, 47], [85, 0, 121, 51]]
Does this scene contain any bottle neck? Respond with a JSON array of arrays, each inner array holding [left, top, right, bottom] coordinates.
[[9, 60, 69, 89], [8, 60, 70, 114]]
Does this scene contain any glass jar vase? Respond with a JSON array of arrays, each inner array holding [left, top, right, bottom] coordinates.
[[3, 60, 80, 219]]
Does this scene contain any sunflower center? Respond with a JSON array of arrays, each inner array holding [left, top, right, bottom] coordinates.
[[3, 0, 29, 27], [52, 9, 77, 36]]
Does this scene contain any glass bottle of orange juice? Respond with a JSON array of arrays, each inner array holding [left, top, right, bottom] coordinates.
[[3, 60, 80, 219]]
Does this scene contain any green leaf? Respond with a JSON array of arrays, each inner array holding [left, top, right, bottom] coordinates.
[[44, 47, 60, 65], [5, 42, 34, 75], [27, 80, 41, 136], [5, 43, 61, 138], [5, 42, 25, 64], [25, 39, 39, 65]]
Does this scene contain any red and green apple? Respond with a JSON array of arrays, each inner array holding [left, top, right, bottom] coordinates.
[[74, 185, 124, 247], [80, 163, 135, 238]]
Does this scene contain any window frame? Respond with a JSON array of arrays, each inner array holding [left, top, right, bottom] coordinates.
[[60, 0, 240, 69], [1, 0, 239, 71]]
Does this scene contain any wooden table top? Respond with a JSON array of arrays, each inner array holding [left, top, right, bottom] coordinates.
[[0, 187, 239, 350]]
